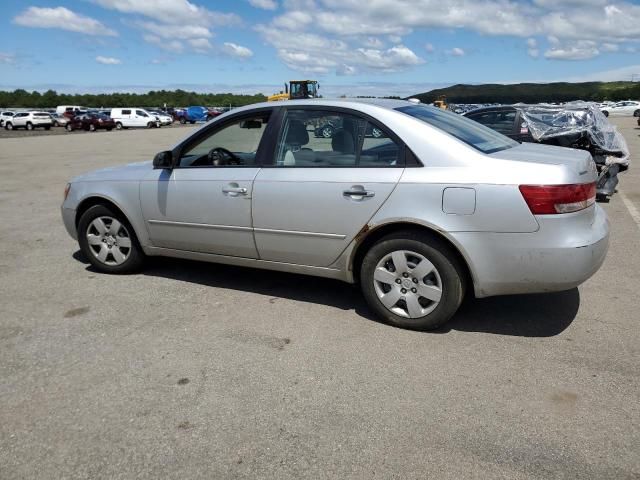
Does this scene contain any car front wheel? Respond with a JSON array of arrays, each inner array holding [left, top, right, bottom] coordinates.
[[115, 122, 123, 130], [360, 232, 465, 330], [633, 109, 640, 117], [4, 122, 12, 130], [26, 122, 33, 131], [602, 110, 609, 117], [78, 205, 144, 274]]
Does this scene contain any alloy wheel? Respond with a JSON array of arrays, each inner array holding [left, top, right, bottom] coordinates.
[[373, 250, 443, 318], [86, 216, 132, 266]]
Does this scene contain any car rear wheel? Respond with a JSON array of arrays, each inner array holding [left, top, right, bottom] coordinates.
[[180, 117, 186, 124], [115, 122, 123, 130], [321, 125, 333, 138], [360, 232, 465, 330], [78, 205, 144, 274], [65, 123, 73, 132], [602, 110, 609, 117], [26, 122, 33, 131], [89, 124, 96, 132]]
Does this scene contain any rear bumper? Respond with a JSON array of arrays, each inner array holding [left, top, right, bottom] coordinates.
[[452, 205, 610, 298]]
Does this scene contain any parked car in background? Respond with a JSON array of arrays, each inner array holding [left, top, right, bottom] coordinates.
[[600, 100, 640, 117], [61, 99, 609, 331], [57, 106, 88, 117], [464, 104, 629, 199], [0, 110, 15, 127], [50, 113, 70, 127], [4, 111, 53, 130], [66, 112, 116, 132], [110, 108, 160, 129], [174, 106, 216, 124], [149, 110, 173, 126]]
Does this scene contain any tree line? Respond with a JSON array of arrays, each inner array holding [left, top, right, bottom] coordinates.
[[412, 81, 640, 104], [0, 89, 267, 109]]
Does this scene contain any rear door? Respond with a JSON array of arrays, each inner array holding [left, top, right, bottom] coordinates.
[[252, 107, 404, 267], [140, 108, 275, 257]]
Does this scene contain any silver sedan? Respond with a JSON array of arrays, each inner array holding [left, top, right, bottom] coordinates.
[[61, 99, 609, 330]]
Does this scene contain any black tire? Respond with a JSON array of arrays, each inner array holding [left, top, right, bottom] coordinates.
[[66, 123, 73, 132], [602, 110, 609, 117], [360, 231, 465, 330], [371, 127, 383, 138], [180, 117, 186, 124], [78, 204, 145, 274], [89, 124, 96, 132], [147, 122, 154, 128], [116, 122, 123, 130], [5, 122, 13, 130], [26, 122, 33, 131], [633, 109, 640, 117], [190, 120, 195, 124], [321, 125, 333, 138]]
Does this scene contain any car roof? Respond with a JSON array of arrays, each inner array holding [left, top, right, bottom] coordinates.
[[229, 98, 418, 115]]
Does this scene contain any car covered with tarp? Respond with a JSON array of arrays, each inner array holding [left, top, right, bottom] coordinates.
[[465, 103, 629, 199]]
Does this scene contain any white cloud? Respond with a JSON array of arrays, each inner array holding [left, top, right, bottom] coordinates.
[[425, 43, 435, 53], [188, 38, 213, 53], [222, 42, 254, 58], [526, 38, 539, 57], [143, 34, 185, 53], [273, 11, 313, 30], [136, 21, 212, 39], [96, 56, 122, 65], [544, 40, 600, 60], [248, 0, 278, 10], [93, 0, 239, 27], [448, 47, 465, 56], [527, 38, 537, 48], [13, 6, 117, 36], [0, 53, 16, 64], [601, 43, 619, 52]]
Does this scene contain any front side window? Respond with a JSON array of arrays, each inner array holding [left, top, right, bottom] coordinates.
[[273, 109, 401, 167], [397, 104, 517, 154], [136, 110, 148, 117], [178, 113, 270, 168]]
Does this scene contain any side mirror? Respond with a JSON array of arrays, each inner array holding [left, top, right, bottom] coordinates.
[[153, 150, 173, 169]]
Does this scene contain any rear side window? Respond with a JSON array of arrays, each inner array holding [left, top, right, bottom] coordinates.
[[273, 109, 402, 167], [397, 104, 517, 154], [121, 109, 131, 115]]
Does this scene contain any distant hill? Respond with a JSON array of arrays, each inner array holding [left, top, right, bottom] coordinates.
[[410, 82, 640, 104]]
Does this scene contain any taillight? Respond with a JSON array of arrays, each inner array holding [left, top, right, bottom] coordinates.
[[519, 183, 596, 214]]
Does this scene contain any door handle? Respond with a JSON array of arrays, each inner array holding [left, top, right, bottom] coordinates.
[[222, 186, 247, 195], [343, 189, 375, 198]]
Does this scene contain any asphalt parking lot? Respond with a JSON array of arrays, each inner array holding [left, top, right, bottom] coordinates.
[[1, 118, 639, 479]]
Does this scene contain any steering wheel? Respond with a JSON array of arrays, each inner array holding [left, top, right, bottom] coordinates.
[[208, 147, 242, 166]]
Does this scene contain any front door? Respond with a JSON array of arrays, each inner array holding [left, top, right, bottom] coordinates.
[[252, 108, 404, 267], [140, 111, 273, 257]]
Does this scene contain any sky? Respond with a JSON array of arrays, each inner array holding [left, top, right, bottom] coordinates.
[[0, 0, 639, 97]]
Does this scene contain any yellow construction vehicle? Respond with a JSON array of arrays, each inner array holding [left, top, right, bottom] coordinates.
[[433, 95, 448, 110], [268, 80, 320, 102]]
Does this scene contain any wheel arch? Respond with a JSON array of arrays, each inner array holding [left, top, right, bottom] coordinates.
[[349, 221, 476, 296], [75, 195, 144, 244]]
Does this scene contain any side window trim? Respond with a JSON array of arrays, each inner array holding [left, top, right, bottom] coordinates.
[[172, 107, 279, 169], [263, 105, 407, 168]]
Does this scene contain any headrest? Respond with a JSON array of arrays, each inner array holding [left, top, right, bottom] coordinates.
[[285, 120, 309, 145], [331, 129, 355, 154]]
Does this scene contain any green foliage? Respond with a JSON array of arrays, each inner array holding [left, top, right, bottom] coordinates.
[[411, 82, 640, 104], [0, 89, 268, 109]]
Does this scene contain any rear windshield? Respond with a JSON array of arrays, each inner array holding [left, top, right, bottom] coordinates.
[[396, 104, 517, 154]]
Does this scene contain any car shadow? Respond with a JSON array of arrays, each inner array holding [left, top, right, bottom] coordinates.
[[72, 252, 578, 338]]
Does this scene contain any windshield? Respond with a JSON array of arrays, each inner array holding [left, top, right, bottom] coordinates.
[[396, 104, 517, 154]]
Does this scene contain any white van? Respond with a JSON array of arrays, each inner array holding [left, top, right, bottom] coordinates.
[[110, 108, 160, 129], [56, 106, 86, 116]]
